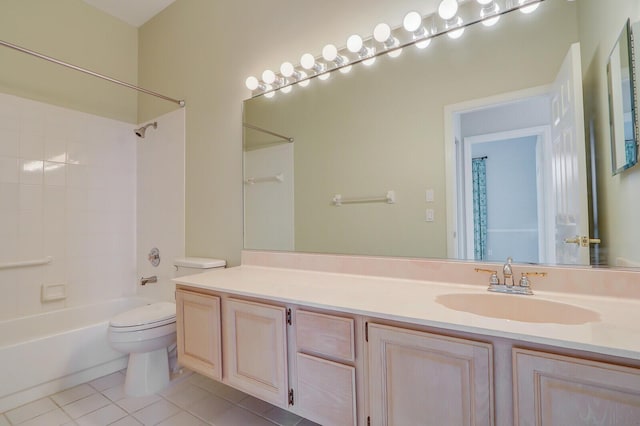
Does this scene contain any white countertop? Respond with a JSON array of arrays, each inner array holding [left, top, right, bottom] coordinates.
[[174, 265, 640, 361]]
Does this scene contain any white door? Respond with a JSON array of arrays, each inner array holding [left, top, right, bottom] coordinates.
[[549, 43, 590, 265]]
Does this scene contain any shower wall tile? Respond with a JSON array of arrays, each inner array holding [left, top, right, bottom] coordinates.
[[0, 92, 137, 320]]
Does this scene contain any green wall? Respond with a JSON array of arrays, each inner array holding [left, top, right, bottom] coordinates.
[[0, 0, 138, 123]]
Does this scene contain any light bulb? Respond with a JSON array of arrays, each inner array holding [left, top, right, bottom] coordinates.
[[318, 73, 330, 81], [322, 44, 338, 61], [438, 0, 458, 20], [264, 91, 275, 98], [300, 53, 316, 70], [339, 65, 352, 74], [519, 0, 539, 14], [347, 34, 363, 53], [416, 39, 432, 49], [363, 57, 376, 66], [281, 85, 292, 94], [479, 1, 500, 26], [403, 11, 422, 32], [373, 23, 391, 43], [388, 48, 403, 58], [448, 27, 465, 39], [280, 62, 295, 78], [245, 76, 259, 91], [297, 70, 309, 87], [262, 69, 276, 85]]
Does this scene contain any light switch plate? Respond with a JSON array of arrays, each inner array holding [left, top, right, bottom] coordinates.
[[425, 189, 434, 202], [425, 209, 435, 222]]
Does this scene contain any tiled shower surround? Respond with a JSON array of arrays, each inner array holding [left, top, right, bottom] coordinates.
[[0, 93, 137, 320]]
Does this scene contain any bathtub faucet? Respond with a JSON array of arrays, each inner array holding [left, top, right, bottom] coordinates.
[[140, 275, 158, 286]]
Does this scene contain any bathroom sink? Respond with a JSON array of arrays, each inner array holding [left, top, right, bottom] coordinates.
[[435, 293, 600, 324]]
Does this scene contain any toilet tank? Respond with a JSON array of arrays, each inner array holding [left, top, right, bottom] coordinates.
[[173, 257, 226, 278]]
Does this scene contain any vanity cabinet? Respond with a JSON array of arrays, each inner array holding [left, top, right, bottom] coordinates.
[[175, 289, 222, 380], [224, 298, 289, 407], [513, 348, 640, 425], [293, 310, 357, 426], [367, 323, 494, 426]]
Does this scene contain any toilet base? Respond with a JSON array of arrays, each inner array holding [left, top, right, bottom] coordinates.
[[124, 348, 170, 397]]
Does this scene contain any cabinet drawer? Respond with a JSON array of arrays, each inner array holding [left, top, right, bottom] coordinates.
[[296, 353, 357, 426], [295, 310, 355, 362]]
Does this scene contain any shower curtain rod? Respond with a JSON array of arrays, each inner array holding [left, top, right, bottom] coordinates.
[[243, 123, 294, 143], [0, 39, 185, 107]]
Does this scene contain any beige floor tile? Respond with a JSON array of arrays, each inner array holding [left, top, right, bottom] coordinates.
[[264, 406, 302, 426], [185, 394, 233, 423], [61, 393, 111, 419], [75, 403, 127, 426], [156, 411, 208, 426], [237, 395, 276, 415], [212, 405, 277, 426], [163, 383, 211, 408], [19, 408, 71, 426], [51, 384, 97, 406], [132, 400, 180, 426], [5, 398, 57, 424], [88, 372, 125, 392], [102, 384, 126, 402], [108, 416, 143, 426], [114, 394, 161, 413]]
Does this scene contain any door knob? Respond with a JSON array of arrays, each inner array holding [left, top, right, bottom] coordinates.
[[564, 236, 601, 247]]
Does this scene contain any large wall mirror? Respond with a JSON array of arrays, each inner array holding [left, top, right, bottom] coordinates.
[[243, 0, 640, 270], [607, 19, 639, 175]]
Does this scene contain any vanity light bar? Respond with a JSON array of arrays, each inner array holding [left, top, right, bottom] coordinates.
[[244, 0, 545, 98]]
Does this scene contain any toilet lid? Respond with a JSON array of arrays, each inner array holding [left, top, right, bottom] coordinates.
[[110, 302, 176, 328]]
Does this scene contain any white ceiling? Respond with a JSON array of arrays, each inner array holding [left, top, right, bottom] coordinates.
[[82, 0, 176, 27]]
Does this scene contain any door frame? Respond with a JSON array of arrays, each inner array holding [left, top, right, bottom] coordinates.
[[462, 126, 552, 262], [444, 85, 551, 259]]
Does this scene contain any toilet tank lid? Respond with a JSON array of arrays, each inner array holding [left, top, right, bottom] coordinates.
[[173, 257, 226, 269]]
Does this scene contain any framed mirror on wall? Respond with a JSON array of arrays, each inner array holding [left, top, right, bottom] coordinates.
[[243, 0, 640, 270], [607, 19, 639, 175]]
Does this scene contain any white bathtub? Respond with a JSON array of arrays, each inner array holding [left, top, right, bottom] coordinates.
[[0, 297, 150, 412]]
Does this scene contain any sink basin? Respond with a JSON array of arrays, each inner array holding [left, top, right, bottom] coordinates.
[[435, 293, 600, 324]]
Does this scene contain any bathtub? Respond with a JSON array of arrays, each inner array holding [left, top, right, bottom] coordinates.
[[0, 297, 150, 412]]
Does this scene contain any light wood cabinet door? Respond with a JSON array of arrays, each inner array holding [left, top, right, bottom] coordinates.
[[175, 290, 222, 380], [513, 348, 640, 426], [224, 298, 288, 407], [368, 323, 493, 426], [295, 353, 357, 426]]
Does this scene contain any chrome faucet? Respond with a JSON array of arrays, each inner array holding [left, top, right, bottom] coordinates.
[[503, 257, 514, 287]]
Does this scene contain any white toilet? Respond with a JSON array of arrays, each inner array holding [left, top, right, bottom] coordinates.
[[108, 257, 226, 396]]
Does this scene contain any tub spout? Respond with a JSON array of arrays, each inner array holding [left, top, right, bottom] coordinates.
[[140, 276, 158, 286]]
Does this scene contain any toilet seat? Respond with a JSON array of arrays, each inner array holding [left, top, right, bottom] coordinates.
[[109, 302, 176, 333]]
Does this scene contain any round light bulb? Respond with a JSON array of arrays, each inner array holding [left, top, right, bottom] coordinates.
[[482, 15, 500, 27], [297, 71, 309, 87], [280, 62, 295, 78], [388, 48, 403, 58], [416, 39, 432, 49], [373, 23, 391, 43], [347, 34, 363, 53], [448, 27, 465, 39], [245, 76, 259, 91], [322, 44, 338, 61], [300, 53, 316, 70], [438, 0, 459, 20], [519, 0, 539, 14], [339, 65, 352, 74], [318, 73, 330, 81], [363, 57, 376, 66], [281, 85, 292, 94], [476, 0, 492, 4], [403, 11, 423, 32], [262, 69, 276, 85]]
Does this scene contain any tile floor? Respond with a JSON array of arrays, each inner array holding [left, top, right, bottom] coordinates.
[[0, 371, 319, 426]]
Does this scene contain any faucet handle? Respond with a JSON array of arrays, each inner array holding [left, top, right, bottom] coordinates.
[[475, 268, 500, 286], [518, 272, 547, 288]]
